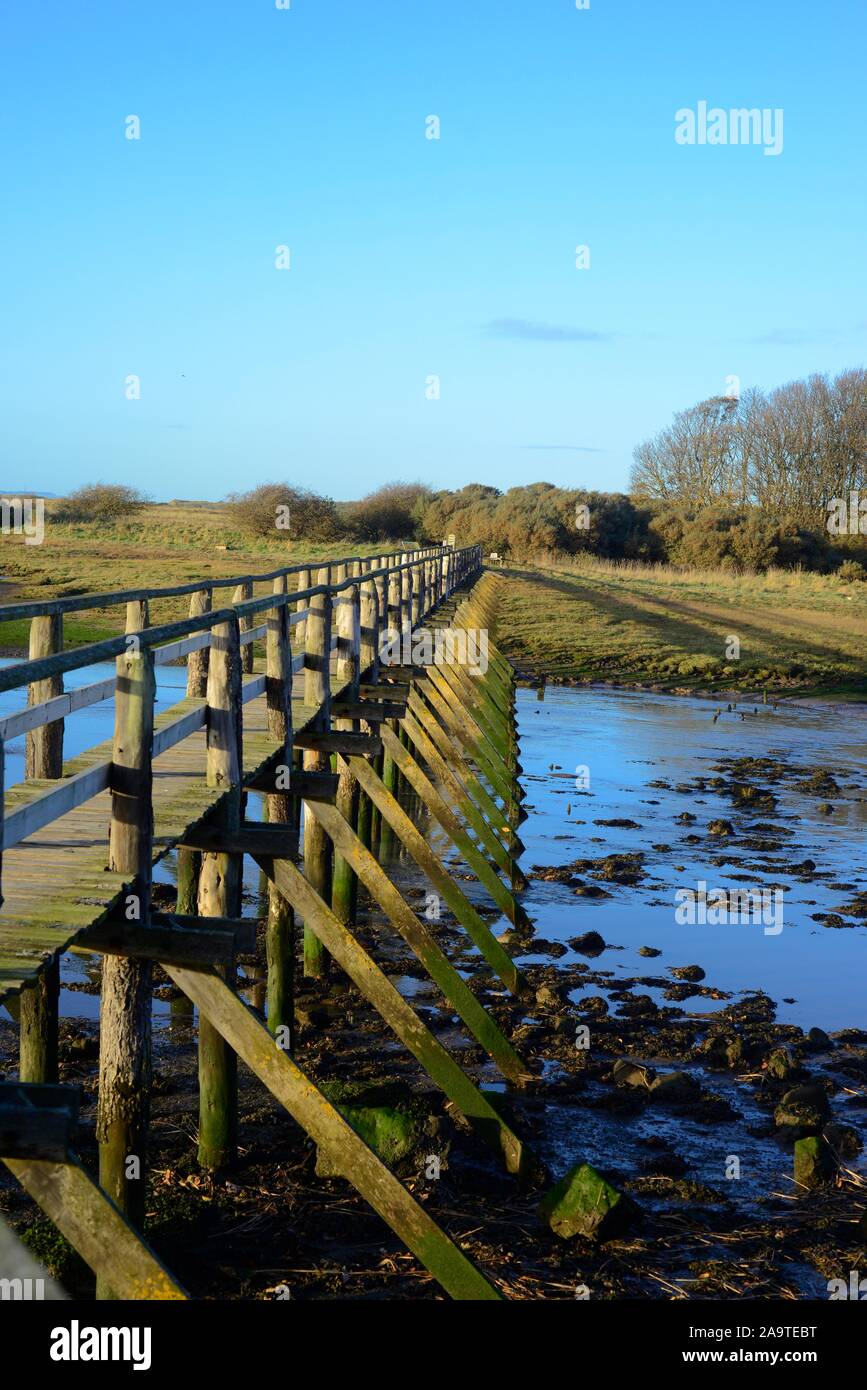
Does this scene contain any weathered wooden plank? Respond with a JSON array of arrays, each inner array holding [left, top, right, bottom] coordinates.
[[180, 824, 299, 857], [163, 965, 501, 1300], [254, 854, 533, 1179], [97, 643, 156, 1263], [0, 1108, 75, 1162], [246, 769, 338, 801], [74, 919, 244, 967], [306, 799, 530, 1084], [344, 754, 526, 997], [293, 730, 382, 756], [2, 1155, 187, 1299]]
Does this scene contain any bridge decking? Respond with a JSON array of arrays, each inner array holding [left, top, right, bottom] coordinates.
[[0, 678, 323, 999]]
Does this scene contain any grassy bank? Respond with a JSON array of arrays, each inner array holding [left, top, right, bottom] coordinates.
[[494, 557, 867, 698], [0, 503, 410, 653]]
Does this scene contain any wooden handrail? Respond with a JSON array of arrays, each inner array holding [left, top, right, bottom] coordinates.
[[0, 547, 477, 695]]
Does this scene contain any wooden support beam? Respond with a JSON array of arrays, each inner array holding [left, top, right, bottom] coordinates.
[[400, 705, 514, 877], [162, 964, 501, 1300], [19, 613, 63, 1084], [180, 824, 299, 857], [359, 681, 410, 698], [246, 768, 339, 801], [96, 640, 155, 1275], [332, 565, 361, 927], [0, 1081, 79, 1117], [75, 918, 253, 967], [306, 799, 530, 1084], [303, 567, 333, 978], [293, 730, 382, 756], [344, 755, 527, 998], [197, 616, 243, 1172], [331, 699, 406, 721], [254, 854, 535, 1179], [2, 1156, 187, 1300], [0, 1108, 75, 1162], [378, 724, 529, 930]]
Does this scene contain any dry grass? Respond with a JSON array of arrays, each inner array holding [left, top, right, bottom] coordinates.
[[494, 556, 867, 697], [0, 502, 411, 652]]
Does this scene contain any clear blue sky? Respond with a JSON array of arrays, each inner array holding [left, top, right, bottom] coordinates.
[[1, 0, 864, 501]]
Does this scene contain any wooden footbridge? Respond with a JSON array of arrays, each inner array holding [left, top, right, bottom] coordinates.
[[0, 545, 536, 1300]]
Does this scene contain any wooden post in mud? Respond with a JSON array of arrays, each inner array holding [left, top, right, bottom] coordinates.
[[331, 564, 361, 924], [378, 565, 404, 858], [302, 567, 332, 977], [196, 615, 243, 1169], [19, 611, 64, 1085], [265, 576, 295, 1044], [172, 587, 212, 1028], [355, 570, 379, 850], [96, 602, 156, 1296]]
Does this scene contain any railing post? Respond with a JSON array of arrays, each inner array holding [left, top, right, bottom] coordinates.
[[302, 567, 332, 977], [25, 612, 64, 780], [233, 580, 254, 675], [411, 558, 423, 626], [196, 614, 243, 1170], [19, 611, 64, 1085], [356, 567, 380, 851], [265, 576, 295, 1047], [387, 565, 402, 649], [400, 554, 413, 634], [332, 564, 361, 924], [170, 587, 212, 1030], [186, 587, 212, 699], [294, 568, 310, 651], [96, 630, 156, 1295], [359, 567, 379, 680]]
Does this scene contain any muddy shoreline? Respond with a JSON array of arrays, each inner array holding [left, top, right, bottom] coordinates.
[[1, 685, 865, 1299]]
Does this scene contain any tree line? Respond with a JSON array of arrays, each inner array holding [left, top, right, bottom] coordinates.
[[630, 367, 867, 521]]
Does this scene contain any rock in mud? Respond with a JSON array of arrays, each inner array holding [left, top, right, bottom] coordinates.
[[796, 770, 841, 797], [575, 994, 609, 1016], [774, 1084, 830, 1136], [765, 1046, 799, 1081], [538, 1162, 637, 1241], [531, 938, 569, 959], [793, 1135, 836, 1188], [316, 1105, 422, 1178], [612, 1059, 655, 1089], [568, 930, 606, 955], [822, 1122, 862, 1158], [535, 984, 565, 1012], [650, 1071, 701, 1106], [616, 993, 658, 1019]]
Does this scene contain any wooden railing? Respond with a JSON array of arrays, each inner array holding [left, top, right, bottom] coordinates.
[[0, 544, 483, 900]]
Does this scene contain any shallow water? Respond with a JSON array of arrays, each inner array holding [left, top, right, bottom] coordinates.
[[517, 685, 867, 1031]]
